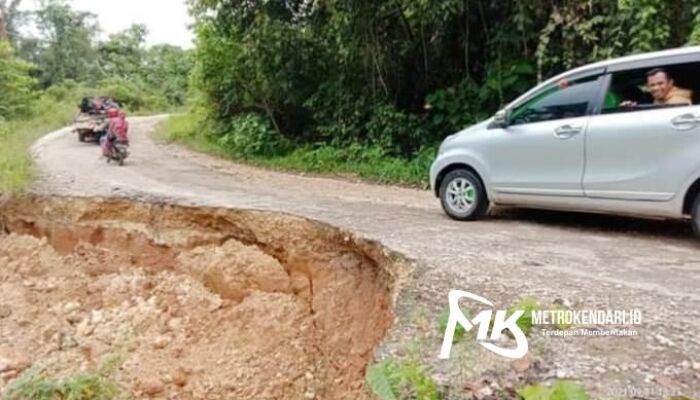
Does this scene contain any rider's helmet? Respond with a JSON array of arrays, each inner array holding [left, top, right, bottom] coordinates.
[[107, 108, 120, 118]]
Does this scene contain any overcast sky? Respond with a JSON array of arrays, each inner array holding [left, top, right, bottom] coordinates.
[[23, 0, 194, 48]]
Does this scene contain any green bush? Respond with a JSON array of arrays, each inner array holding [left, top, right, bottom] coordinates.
[[158, 114, 438, 186], [305, 86, 369, 146], [0, 91, 79, 193], [43, 80, 79, 102], [437, 307, 470, 342], [366, 359, 440, 400], [5, 371, 120, 400], [95, 77, 169, 114], [692, 6, 700, 45], [366, 104, 428, 156], [5, 355, 122, 400], [263, 144, 435, 185], [0, 40, 36, 119], [507, 297, 541, 337], [217, 113, 291, 157]]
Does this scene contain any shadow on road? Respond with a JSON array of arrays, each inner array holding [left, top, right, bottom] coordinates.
[[490, 207, 696, 243]]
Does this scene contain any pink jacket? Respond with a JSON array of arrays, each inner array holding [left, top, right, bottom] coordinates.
[[109, 116, 129, 142]]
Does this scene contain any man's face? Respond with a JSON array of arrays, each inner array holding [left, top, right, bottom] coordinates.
[[647, 72, 673, 102]]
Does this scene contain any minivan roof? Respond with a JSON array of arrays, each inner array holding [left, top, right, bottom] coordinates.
[[507, 46, 700, 109], [567, 45, 700, 76]]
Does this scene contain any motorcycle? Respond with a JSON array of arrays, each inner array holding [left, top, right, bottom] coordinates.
[[110, 140, 130, 166], [101, 107, 130, 166], [102, 135, 130, 166]]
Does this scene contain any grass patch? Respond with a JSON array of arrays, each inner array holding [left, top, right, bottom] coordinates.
[[518, 380, 590, 400], [0, 98, 76, 194], [508, 297, 541, 337], [437, 307, 471, 343], [155, 113, 436, 187], [154, 111, 227, 156], [5, 355, 122, 400]]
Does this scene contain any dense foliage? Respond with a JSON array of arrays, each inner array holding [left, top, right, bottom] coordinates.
[[188, 0, 700, 162], [1, 0, 192, 114], [0, 39, 34, 118]]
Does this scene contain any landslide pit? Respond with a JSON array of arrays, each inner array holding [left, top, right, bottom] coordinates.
[[0, 196, 406, 399]]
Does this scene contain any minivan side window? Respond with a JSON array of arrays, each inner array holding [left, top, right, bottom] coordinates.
[[509, 76, 601, 126], [602, 61, 699, 115]]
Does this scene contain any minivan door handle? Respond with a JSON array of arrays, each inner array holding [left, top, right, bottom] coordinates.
[[671, 114, 700, 131], [554, 125, 583, 139]]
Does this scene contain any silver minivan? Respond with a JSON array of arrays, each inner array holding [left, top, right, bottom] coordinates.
[[430, 46, 700, 238]]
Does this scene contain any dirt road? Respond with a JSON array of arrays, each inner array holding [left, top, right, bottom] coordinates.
[[30, 116, 700, 398]]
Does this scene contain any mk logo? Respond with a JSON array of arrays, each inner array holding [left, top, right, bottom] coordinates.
[[439, 290, 528, 359]]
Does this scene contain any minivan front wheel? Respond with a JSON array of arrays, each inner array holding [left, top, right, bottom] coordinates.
[[692, 195, 700, 239], [439, 169, 489, 221]]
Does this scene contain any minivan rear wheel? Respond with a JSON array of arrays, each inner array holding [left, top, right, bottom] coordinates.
[[692, 195, 700, 239], [439, 169, 489, 221]]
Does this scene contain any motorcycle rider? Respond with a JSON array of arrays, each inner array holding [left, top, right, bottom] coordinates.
[[102, 108, 129, 158]]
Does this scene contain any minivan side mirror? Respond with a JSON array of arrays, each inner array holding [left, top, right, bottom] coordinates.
[[488, 109, 510, 129]]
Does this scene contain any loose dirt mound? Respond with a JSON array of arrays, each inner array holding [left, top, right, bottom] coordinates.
[[0, 196, 407, 399]]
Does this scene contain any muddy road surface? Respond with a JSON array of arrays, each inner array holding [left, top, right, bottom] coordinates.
[[22, 116, 700, 398]]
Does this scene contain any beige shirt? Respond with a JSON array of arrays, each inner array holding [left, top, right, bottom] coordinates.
[[657, 87, 693, 106]]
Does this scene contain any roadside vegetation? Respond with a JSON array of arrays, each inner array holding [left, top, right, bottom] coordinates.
[[0, 91, 75, 193], [0, 0, 191, 193], [165, 0, 700, 186], [4, 355, 122, 400], [5, 372, 119, 400], [157, 113, 435, 185], [367, 359, 440, 400], [366, 356, 592, 400]]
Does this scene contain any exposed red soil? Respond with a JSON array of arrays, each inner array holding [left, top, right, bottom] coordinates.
[[0, 196, 408, 399]]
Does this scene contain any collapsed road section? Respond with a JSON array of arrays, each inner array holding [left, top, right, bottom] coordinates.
[[0, 196, 409, 399]]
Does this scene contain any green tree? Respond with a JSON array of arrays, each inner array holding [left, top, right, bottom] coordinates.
[[97, 24, 148, 79], [0, 0, 22, 45], [188, 0, 700, 159], [31, 0, 100, 87], [690, 4, 700, 45], [0, 39, 35, 118], [143, 44, 192, 106]]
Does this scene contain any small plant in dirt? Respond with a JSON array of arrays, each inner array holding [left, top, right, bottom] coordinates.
[[437, 307, 470, 343], [507, 297, 541, 336], [366, 359, 440, 400], [5, 356, 122, 400], [517, 380, 589, 400]]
